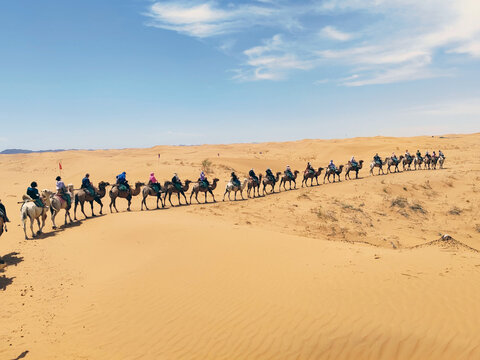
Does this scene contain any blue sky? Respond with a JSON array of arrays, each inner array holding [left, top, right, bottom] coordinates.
[[1, 0, 479, 150]]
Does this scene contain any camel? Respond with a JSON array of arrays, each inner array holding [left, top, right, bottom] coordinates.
[[247, 174, 263, 198], [324, 165, 344, 183], [402, 156, 414, 171], [20, 190, 53, 239], [0, 202, 7, 237], [424, 156, 432, 170], [163, 180, 192, 207], [262, 172, 281, 195], [439, 156, 445, 169], [431, 156, 439, 170], [190, 178, 219, 204], [50, 185, 75, 229], [74, 181, 110, 220], [386, 155, 404, 173], [279, 170, 299, 191], [109, 181, 144, 212], [414, 156, 423, 170], [370, 158, 388, 175], [345, 160, 364, 180], [223, 178, 248, 201], [301, 167, 324, 187], [141, 183, 166, 210]]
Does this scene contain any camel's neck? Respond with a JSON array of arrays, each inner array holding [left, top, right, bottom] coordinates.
[[210, 181, 218, 190], [183, 183, 190, 191], [132, 186, 142, 196]]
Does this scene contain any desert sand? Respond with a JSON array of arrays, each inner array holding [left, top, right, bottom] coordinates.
[[1, 133, 480, 359]]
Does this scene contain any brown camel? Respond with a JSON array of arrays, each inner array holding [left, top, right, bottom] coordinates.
[[279, 170, 299, 191], [386, 155, 404, 173], [190, 178, 219, 204], [74, 181, 110, 220], [424, 156, 432, 170], [141, 183, 166, 210], [345, 160, 363, 180], [301, 167, 324, 187], [431, 156, 439, 170], [0, 217, 4, 238], [324, 165, 344, 183], [247, 174, 263, 198], [402, 156, 414, 171], [262, 172, 281, 195], [163, 180, 192, 207], [414, 156, 423, 170], [109, 181, 144, 212], [369, 158, 388, 175]]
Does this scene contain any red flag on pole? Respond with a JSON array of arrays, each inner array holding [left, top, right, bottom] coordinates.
[[59, 162, 62, 170]]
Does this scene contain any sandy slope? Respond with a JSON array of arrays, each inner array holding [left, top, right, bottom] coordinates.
[[1, 133, 480, 359]]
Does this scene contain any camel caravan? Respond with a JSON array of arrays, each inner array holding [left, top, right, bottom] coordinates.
[[0, 149, 445, 241]]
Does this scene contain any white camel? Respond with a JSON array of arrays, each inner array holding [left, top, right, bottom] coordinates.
[[50, 184, 74, 229], [20, 190, 53, 239], [223, 178, 247, 201]]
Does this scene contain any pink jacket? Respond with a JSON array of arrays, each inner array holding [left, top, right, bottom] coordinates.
[[149, 173, 158, 183]]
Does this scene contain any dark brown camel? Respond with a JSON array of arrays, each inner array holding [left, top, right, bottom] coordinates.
[[190, 178, 219, 204], [386, 155, 404, 173], [414, 156, 423, 170], [163, 180, 192, 207], [301, 167, 324, 187], [262, 172, 281, 195], [345, 160, 364, 180], [279, 170, 299, 191], [324, 165, 344, 183], [74, 181, 110, 220], [109, 181, 144, 212], [141, 182, 166, 210], [247, 174, 263, 198]]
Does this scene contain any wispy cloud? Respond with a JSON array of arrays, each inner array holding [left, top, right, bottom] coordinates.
[[145, 0, 480, 85]]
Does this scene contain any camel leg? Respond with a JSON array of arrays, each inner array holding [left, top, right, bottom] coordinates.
[[210, 189, 216, 202], [204, 192, 207, 204], [223, 190, 228, 201], [80, 201, 88, 219], [181, 191, 189, 205], [168, 193, 174, 207], [30, 217, 36, 238], [51, 209, 57, 230], [189, 191, 194, 204]]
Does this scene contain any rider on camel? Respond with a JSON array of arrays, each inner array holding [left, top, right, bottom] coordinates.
[[56, 176, 71, 206], [27, 182, 44, 207], [116, 172, 130, 191], [350, 156, 358, 168], [149, 172, 161, 193], [81, 173, 96, 198], [230, 172, 241, 187], [416, 150, 422, 160], [171, 173, 183, 191], [391, 152, 398, 164], [285, 165, 294, 180], [439, 150, 445, 158], [249, 169, 259, 184], [405, 150, 412, 161], [373, 153, 382, 165], [266, 168, 275, 182], [306, 162, 315, 174], [198, 171, 209, 188], [328, 160, 336, 172]]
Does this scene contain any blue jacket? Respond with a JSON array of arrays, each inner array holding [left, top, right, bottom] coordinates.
[[82, 177, 91, 188], [27, 187, 40, 199], [116, 173, 126, 183]]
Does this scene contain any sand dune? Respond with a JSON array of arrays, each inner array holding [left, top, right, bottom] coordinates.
[[1, 133, 480, 359]]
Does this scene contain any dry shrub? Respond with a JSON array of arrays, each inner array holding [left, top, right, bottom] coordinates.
[[410, 202, 427, 214], [391, 197, 407, 208], [201, 159, 212, 172], [313, 207, 337, 222], [448, 206, 462, 216]]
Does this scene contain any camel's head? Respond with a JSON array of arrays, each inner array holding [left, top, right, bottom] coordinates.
[[339, 165, 344, 169], [213, 178, 220, 183], [185, 180, 192, 185], [359, 160, 364, 164], [135, 181, 145, 187], [67, 184, 74, 192], [99, 181, 110, 187], [276, 172, 282, 176], [294, 170, 299, 174]]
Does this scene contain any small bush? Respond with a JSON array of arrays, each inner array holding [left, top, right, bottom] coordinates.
[[448, 206, 462, 215], [391, 197, 407, 208], [475, 224, 480, 233], [410, 203, 427, 214], [201, 158, 212, 173], [313, 207, 337, 222]]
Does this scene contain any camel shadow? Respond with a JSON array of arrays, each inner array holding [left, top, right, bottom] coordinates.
[[0, 252, 23, 290], [11, 350, 29, 360]]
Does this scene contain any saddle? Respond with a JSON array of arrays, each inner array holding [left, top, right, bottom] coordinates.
[[151, 183, 161, 194], [118, 184, 129, 192], [232, 179, 241, 187], [199, 180, 209, 189], [249, 176, 259, 185]]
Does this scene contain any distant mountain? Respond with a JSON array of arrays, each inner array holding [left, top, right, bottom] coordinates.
[[0, 149, 70, 155]]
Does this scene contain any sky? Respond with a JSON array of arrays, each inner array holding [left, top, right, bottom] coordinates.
[[0, 0, 479, 150]]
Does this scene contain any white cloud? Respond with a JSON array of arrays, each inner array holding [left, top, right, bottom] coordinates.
[[144, 0, 480, 85], [320, 26, 353, 41], [409, 98, 480, 117]]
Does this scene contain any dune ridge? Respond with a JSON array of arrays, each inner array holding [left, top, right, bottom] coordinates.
[[1, 133, 480, 359]]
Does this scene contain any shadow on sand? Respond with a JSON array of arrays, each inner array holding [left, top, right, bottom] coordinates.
[[0, 251, 24, 290]]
